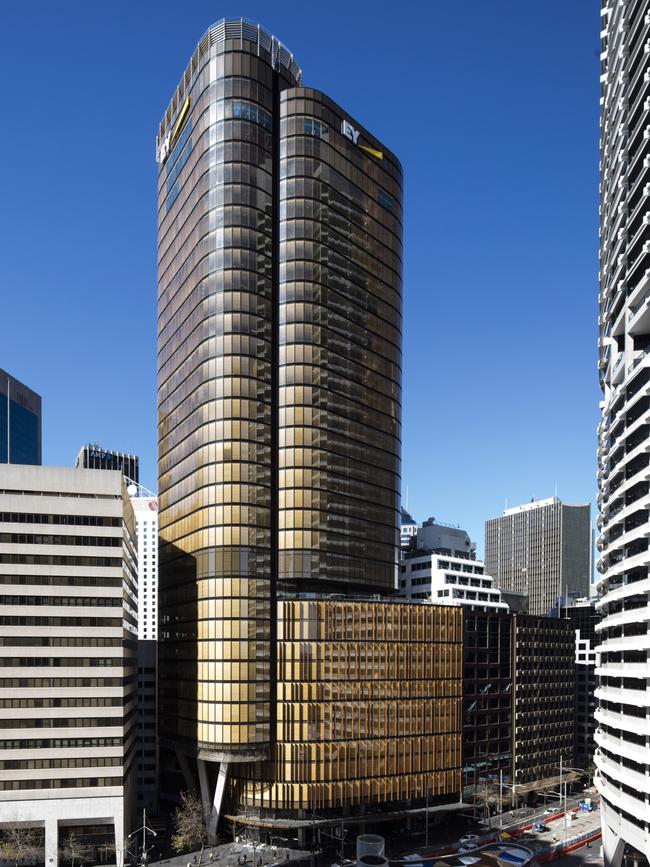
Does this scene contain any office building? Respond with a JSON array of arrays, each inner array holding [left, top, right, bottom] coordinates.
[[511, 615, 575, 794], [130, 488, 158, 816], [565, 599, 598, 767], [400, 551, 508, 612], [73, 457, 156, 814], [226, 600, 463, 844], [462, 611, 512, 789], [0, 368, 41, 465], [415, 517, 476, 559], [500, 590, 527, 614], [130, 490, 158, 641], [0, 465, 137, 866], [596, 1, 650, 864], [76, 444, 139, 485], [400, 507, 418, 550], [485, 497, 591, 615], [156, 18, 403, 832]]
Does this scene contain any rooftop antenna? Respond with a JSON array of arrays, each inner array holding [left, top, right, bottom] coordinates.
[[554, 480, 558, 498]]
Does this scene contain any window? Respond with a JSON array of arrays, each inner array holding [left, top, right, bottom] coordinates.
[[304, 118, 328, 141], [233, 101, 272, 131], [378, 189, 395, 210]]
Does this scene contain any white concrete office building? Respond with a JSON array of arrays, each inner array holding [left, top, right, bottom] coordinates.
[[596, 1, 650, 865], [399, 552, 508, 612], [0, 465, 138, 866], [130, 492, 158, 641]]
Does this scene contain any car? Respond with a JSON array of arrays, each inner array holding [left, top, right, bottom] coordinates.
[[458, 835, 479, 846], [458, 844, 479, 855], [543, 808, 555, 815], [532, 822, 549, 833]]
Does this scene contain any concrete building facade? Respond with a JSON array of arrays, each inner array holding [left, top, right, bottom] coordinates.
[[485, 498, 591, 616], [400, 551, 508, 613], [596, 1, 650, 864], [0, 465, 137, 866]]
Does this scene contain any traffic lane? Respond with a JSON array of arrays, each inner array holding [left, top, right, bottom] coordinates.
[[511, 810, 600, 852]]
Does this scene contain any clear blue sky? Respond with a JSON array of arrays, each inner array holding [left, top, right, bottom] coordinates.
[[0, 1, 600, 555]]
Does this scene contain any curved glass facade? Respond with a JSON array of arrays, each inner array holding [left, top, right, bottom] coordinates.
[[157, 24, 300, 758], [278, 90, 403, 594], [157, 21, 403, 812]]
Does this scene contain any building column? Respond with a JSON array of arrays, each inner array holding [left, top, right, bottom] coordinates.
[[207, 762, 229, 844], [44, 818, 58, 867], [198, 759, 212, 820], [177, 748, 196, 793], [600, 803, 625, 867]]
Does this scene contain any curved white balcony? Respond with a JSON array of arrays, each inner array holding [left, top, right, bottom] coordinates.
[[597, 633, 650, 652], [596, 706, 650, 737], [595, 726, 650, 766], [598, 603, 650, 631], [596, 573, 650, 602], [596, 748, 650, 794], [595, 684, 650, 706], [596, 661, 650, 678], [595, 769, 650, 826]]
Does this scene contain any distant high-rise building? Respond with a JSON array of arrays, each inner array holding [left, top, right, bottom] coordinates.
[[400, 507, 418, 550], [0, 368, 41, 465], [76, 443, 139, 484], [485, 497, 591, 615], [0, 465, 137, 866]]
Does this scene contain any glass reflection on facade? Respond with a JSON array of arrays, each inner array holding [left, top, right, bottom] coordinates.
[[278, 91, 402, 594], [157, 21, 301, 759], [156, 19, 405, 824]]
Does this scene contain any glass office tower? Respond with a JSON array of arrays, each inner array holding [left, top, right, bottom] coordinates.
[[157, 20, 402, 832], [0, 369, 41, 465]]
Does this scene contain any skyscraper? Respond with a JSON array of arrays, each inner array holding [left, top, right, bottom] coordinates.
[[156, 18, 419, 837], [485, 497, 591, 615], [596, 2, 650, 864], [76, 444, 139, 484], [0, 368, 41, 465]]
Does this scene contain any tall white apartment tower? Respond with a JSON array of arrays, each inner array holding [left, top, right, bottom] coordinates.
[[596, 2, 650, 865]]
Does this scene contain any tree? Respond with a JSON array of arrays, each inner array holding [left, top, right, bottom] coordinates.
[[171, 791, 208, 854], [61, 831, 93, 867], [0, 827, 43, 867]]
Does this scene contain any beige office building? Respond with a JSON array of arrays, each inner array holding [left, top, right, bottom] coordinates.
[[0, 465, 138, 866]]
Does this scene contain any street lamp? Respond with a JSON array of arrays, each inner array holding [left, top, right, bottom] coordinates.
[[553, 757, 587, 842], [127, 809, 158, 867], [497, 772, 516, 828]]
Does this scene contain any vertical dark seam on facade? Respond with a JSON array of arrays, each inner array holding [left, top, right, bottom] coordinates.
[[269, 68, 281, 750]]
